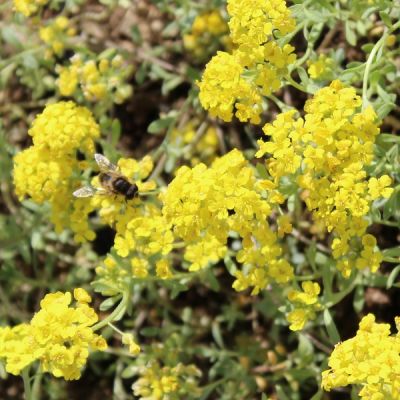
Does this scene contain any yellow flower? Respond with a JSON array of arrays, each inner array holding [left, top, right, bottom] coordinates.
[[57, 65, 79, 96], [368, 175, 393, 200], [198, 51, 261, 123], [155, 259, 173, 279], [28, 101, 99, 158], [307, 54, 335, 80], [287, 308, 310, 331], [13, 0, 48, 16], [257, 81, 389, 276], [277, 215, 292, 237], [13, 102, 99, 242], [184, 234, 227, 271], [198, 0, 296, 124], [162, 149, 293, 293], [122, 333, 141, 356], [287, 281, 321, 331], [132, 362, 201, 400], [73, 288, 92, 304], [0, 290, 106, 380], [322, 314, 400, 399], [39, 16, 76, 57], [227, 0, 295, 46], [57, 54, 133, 104]]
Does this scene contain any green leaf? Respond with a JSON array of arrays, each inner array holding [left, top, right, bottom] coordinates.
[[275, 385, 291, 400], [211, 321, 224, 348], [298, 334, 314, 362], [386, 265, 400, 289], [111, 119, 121, 146], [1, 26, 22, 47], [383, 191, 398, 220], [203, 269, 220, 292], [379, 11, 392, 28], [256, 162, 269, 179], [170, 281, 189, 299], [186, 66, 201, 82], [310, 390, 323, 400], [353, 285, 364, 313], [31, 230, 44, 250], [323, 309, 341, 344], [345, 21, 357, 46], [161, 76, 184, 95], [382, 247, 400, 257], [306, 23, 324, 43], [135, 63, 149, 85], [121, 365, 139, 379], [22, 54, 39, 69], [99, 295, 122, 311], [131, 26, 142, 45], [147, 116, 176, 134], [140, 327, 160, 337]]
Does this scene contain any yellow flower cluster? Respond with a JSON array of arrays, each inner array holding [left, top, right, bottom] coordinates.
[[322, 314, 400, 399], [256, 80, 393, 277], [198, 0, 296, 124], [57, 54, 133, 104], [132, 362, 201, 400], [170, 120, 220, 166], [287, 281, 321, 331], [39, 16, 76, 58], [91, 156, 175, 285], [161, 149, 293, 294], [183, 10, 231, 61], [307, 54, 335, 80], [13, 102, 100, 242], [0, 289, 107, 380], [13, 0, 48, 17]]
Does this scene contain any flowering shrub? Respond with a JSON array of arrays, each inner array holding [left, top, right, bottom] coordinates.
[[1, 0, 400, 399]]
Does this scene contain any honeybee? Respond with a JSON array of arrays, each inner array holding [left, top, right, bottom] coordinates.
[[73, 153, 138, 200]]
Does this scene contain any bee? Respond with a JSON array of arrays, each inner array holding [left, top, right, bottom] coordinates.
[[73, 153, 138, 200]]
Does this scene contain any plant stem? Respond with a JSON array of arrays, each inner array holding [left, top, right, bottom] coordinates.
[[362, 20, 400, 109], [31, 370, 43, 400], [22, 368, 32, 400], [285, 75, 309, 93], [92, 291, 129, 331]]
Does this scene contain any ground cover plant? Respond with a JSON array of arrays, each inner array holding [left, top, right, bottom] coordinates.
[[0, 0, 400, 399]]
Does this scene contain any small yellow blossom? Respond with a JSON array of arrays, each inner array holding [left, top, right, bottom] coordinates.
[[277, 215, 292, 238], [57, 54, 133, 104], [13, 0, 48, 17], [39, 16, 76, 57], [184, 10, 230, 60], [307, 54, 335, 80], [73, 288, 92, 304], [287, 281, 321, 331], [132, 362, 201, 400], [368, 175, 393, 200], [155, 259, 173, 279], [122, 333, 141, 356]]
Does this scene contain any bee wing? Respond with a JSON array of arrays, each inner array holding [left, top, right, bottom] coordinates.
[[73, 186, 97, 198], [95, 153, 118, 172]]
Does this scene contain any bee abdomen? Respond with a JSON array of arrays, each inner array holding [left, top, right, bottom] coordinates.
[[113, 177, 131, 194], [126, 184, 138, 200]]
